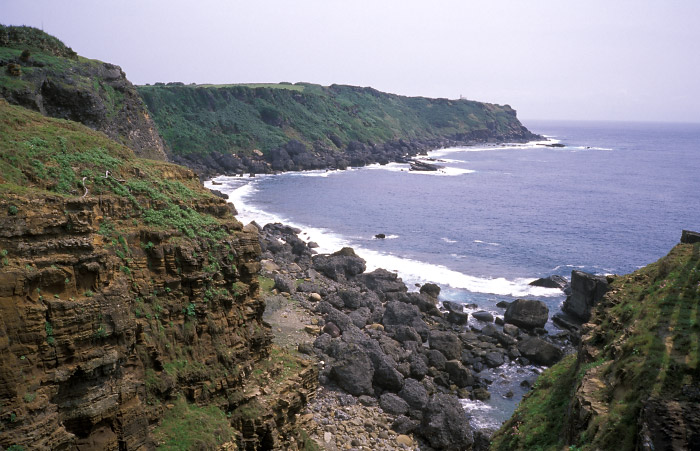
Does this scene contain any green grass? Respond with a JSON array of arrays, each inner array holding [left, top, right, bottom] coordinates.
[[491, 243, 700, 451], [137, 82, 527, 158], [0, 100, 229, 240], [152, 397, 235, 450]]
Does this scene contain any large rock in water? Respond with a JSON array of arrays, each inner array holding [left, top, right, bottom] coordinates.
[[562, 270, 609, 322], [420, 393, 474, 450], [517, 337, 563, 366], [504, 299, 549, 329], [529, 275, 570, 293], [312, 247, 366, 282]]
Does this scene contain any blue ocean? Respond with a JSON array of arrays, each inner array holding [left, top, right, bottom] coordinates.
[[206, 120, 700, 427]]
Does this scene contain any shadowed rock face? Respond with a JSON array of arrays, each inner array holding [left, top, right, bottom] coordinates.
[[562, 270, 608, 322]]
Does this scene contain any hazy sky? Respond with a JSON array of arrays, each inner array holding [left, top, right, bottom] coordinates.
[[4, 0, 700, 122]]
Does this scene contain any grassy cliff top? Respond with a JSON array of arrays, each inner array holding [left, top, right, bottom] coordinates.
[[0, 99, 232, 239], [138, 81, 532, 158]]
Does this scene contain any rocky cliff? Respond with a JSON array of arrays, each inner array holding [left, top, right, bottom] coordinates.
[[490, 241, 700, 450], [0, 25, 167, 161], [0, 100, 316, 450], [137, 82, 540, 177]]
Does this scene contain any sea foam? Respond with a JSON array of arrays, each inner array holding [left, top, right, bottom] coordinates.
[[207, 175, 561, 298]]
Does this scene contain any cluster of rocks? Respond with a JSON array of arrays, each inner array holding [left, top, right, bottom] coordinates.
[[257, 222, 576, 449]]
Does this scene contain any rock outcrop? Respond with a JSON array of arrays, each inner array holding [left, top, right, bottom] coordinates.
[[0, 101, 315, 450], [562, 270, 609, 322]]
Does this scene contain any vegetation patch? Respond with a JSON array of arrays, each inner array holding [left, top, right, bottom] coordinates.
[[152, 397, 235, 450]]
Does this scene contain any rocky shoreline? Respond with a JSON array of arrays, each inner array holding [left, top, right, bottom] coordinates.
[[179, 134, 542, 181], [255, 222, 598, 450]]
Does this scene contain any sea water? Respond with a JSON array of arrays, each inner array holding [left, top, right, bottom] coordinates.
[[205, 120, 700, 428]]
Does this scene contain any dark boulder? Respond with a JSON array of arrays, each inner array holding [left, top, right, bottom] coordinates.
[[323, 322, 341, 338], [388, 292, 440, 316], [472, 310, 494, 322], [382, 301, 429, 341], [312, 247, 366, 281], [447, 310, 470, 325], [357, 268, 407, 299], [273, 274, 296, 294], [367, 349, 405, 392], [409, 353, 429, 380], [529, 274, 570, 292], [392, 415, 420, 435], [419, 283, 441, 299], [427, 349, 447, 371], [392, 325, 422, 343], [442, 301, 464, 313], [330, 343, 375, 396], [420, 394, 474, 450], [562, 270, 608, 322], [681, 230, 700, 244], [445, 360, 474, 388], [398, 378, 429, 410], [429, 330, 463, 360], [504, 299, 549, 329], [517, 337, 563, 366], [483, 351, 506, 368], [379, 392, 409, 416], [375, 233, 386, 239]]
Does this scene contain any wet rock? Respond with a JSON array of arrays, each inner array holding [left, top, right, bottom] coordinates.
[[419, 283, 441, 299], [529, 275, 570, 291], [484, 352, 506, 368], [442, 301, 464, 313], [472, 310, 494, 322], [504, 299, 549, 330], [471, 388, 491, 401], [503, 323, 520, 337], [447, 310, 470, 325], [517, 336, 563, 366]]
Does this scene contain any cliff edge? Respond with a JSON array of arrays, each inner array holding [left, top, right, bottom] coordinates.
[[490, 240, 700, 450], [0, 100, 316, 450], [0, 25, 167, 161]]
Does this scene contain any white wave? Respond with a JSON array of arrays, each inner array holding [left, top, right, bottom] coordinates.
[[364, 161, 475, 176], [474, 240, 501, 246], [551, 264, 586, 272], [442, 237, 457, 243], [208, 175, 563, 298]]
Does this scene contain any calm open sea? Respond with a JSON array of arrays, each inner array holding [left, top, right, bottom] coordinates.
[[206, 120, 700, 427]]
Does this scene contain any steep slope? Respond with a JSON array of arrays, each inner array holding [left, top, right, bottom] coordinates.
[[0, 25, 167, 160], [138, 82, 539, 176], [490, 242, 700, 450], [0, 100, 316, 450]]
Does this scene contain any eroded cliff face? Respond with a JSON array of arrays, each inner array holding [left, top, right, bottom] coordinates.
[[0, 100, 316, 450]]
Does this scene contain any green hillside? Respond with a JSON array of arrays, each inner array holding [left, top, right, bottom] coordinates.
[[138, 82, 538, 174], [490, 242, 700, 450]]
